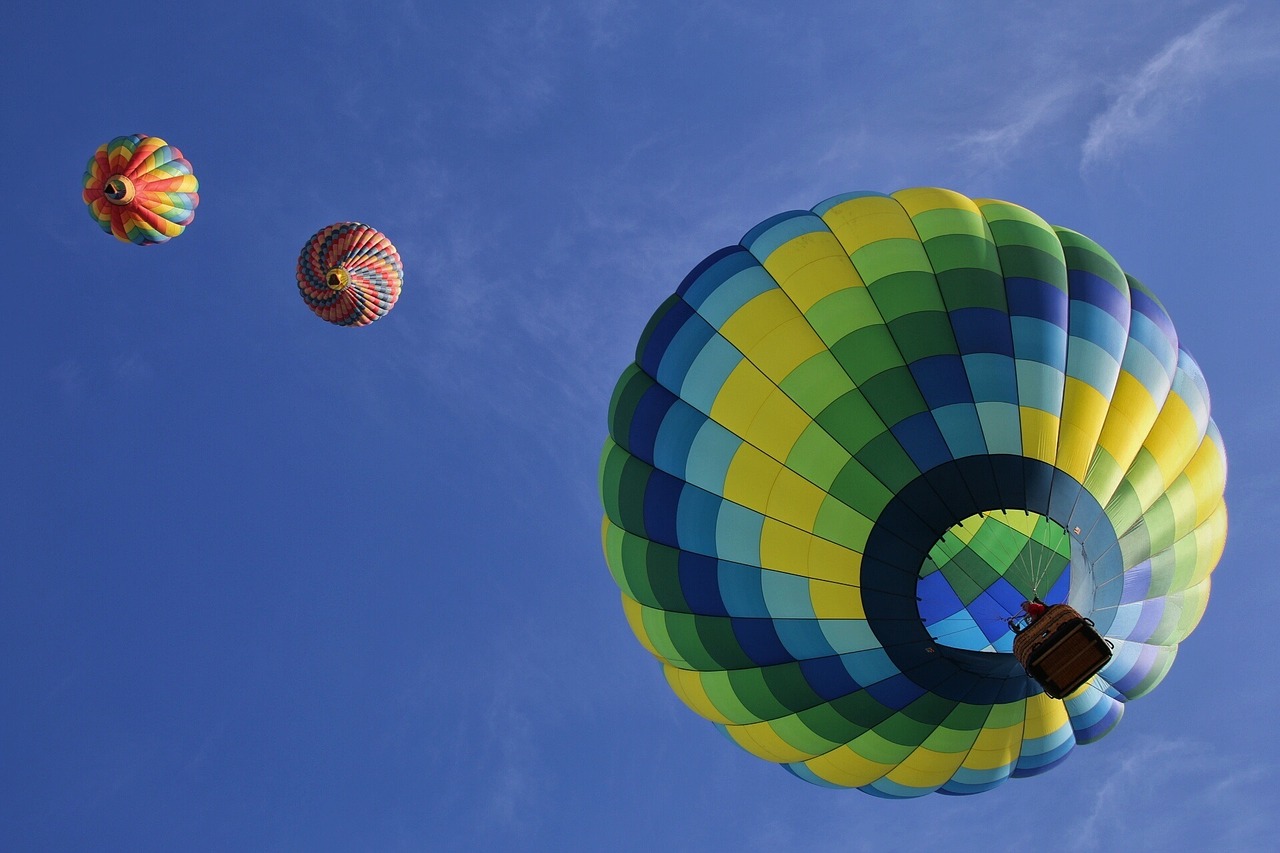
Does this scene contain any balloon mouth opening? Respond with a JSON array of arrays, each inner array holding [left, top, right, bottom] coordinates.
[[916, 511, 1072, 654], [104, 175, 135, 205], [326, 267, 351, 291]]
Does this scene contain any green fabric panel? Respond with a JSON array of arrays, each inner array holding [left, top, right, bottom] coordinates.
[[868, 270, 946, 320], [761, 661, 827, 713], [868, 711, 936, 749], [768, 713, 845, 754], [819, 471, 890, 532], [812, 497, 875, 550], [643, 538, 691, 613], [608, 363, 650, 449], [851, 728, 920, 764], [696, 670, 755, 721], [984, 216, 1066, 261], [784, 423, 851, 490], [921, 233, 1001, 275], [795, 695, 873, 741], [910, 207, 991, 242], [860, 367, 930, 425], [779, 351, 852, 414], [984, 699, 1027, 729], [855, 431, 923, 494], [935, 267, 1008, 311], [1056, 228, 1127, 291], [726, 666, 801, 720], [806, 286, 885, 341], [999, 243, 1069, 290], [831, 326, 904, 385], [891, 311, 960, 361], [616, 528, 658, 604], [817, 387, 890, 454], [851, 238, 933, 285], [939, 700, 995, 733]]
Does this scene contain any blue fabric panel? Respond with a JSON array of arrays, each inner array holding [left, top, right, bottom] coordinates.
[[641, 469, 684, 546], [1069, 301, 1128, 361], [676, 245, 756, 303], [683, 420, 739, 494], [741, 210, 830, 260], [713, 501, 764, 566], [891, 412, 954, 473], [627, 382, 677, 463], [910, 355, 975, 407], [732, 618, 793, 666], [965, 354, 1018, 404], [677, 334, 742, 412], [1006, 277, 1068, 327], [932, 403, 989, 460], [1067, 269, 1129, 324], [677, 552, 727, 616], [638, 297, 696, 377], [950, 306, 1016, 357], [652, 313, 715, 392], [774, 619, 838, 660], [799, 654, 863, 701], [675, 486, 723, 556], [651, 398, 705, 479], [1015, 360, 1065, 413], [1011, 316, 1068, 366], [696, 265, 778, 328]]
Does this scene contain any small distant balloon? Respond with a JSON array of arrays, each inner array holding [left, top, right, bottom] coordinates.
[[82, 134, 199, 245], [296, 223, 403, 326]]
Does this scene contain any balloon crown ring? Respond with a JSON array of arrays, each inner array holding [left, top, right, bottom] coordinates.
[[326, 267, 351, 291], [103, 175, 135, 205]]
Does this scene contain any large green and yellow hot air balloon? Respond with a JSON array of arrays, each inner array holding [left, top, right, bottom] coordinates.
[[600, 188, 1226, 797], [82, 134, 199, 245]]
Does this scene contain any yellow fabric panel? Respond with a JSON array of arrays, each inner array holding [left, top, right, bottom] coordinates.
[[747, 315, 828, 381], [716, 288, 797, 353], [1057, 378, 1110, 480], [808, 534, 864, 585], [709, 360, 775, 437], [893, 186, 977, 216], [664, 666, 737, 725], [1095, 372, 1161, 484], [724, 720, 815, 764], [960, 716, 1024, 771], [763, 231, 865, 312], [820, 195, 919, 256], [765, 466, 827, 529], [1021, 693, 1069, 742], [743, 387, 814, 461], [1019, 407, 1060, 466], [802, 745, 896, 788], [1182, 435, 1228, 526], [722, 444, 782, 512], [809, 578, 865, 619], [621, 595, 663, 659], [883, 745, 968, 789], [1143, 393, 1203, 491], [759, 519, 814, 576]]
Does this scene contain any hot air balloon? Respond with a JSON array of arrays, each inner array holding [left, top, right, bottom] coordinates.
[[600, 188, 1226, 797], [82, 134, 199, 245], [296, 222, 402, 327]]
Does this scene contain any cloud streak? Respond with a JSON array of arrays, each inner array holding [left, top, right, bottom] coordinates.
[[1082, 4, 1278, 169]]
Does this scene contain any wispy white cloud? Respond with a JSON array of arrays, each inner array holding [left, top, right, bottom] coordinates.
[[1082, 4, 1279, 169]]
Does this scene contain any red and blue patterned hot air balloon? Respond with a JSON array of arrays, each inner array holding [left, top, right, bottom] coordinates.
[[296, 223, 403, 327], [82, 134, 199, 246]]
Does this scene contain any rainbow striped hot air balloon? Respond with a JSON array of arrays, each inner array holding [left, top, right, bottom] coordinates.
[[600, 187, 1226, 798], [296, 223, 403, 327], [82, 134, 199, 246]]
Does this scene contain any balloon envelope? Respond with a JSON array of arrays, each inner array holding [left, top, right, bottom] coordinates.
[[296, 222, 402, 327], [82, 134, 199, 245], [600, 188, 1226, 797]]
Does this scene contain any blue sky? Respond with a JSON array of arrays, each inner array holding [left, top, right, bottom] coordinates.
[[3, 2, 1278, 850]]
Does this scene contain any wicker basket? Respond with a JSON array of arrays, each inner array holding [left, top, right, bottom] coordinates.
[[1012, 604, 1112, 699]]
